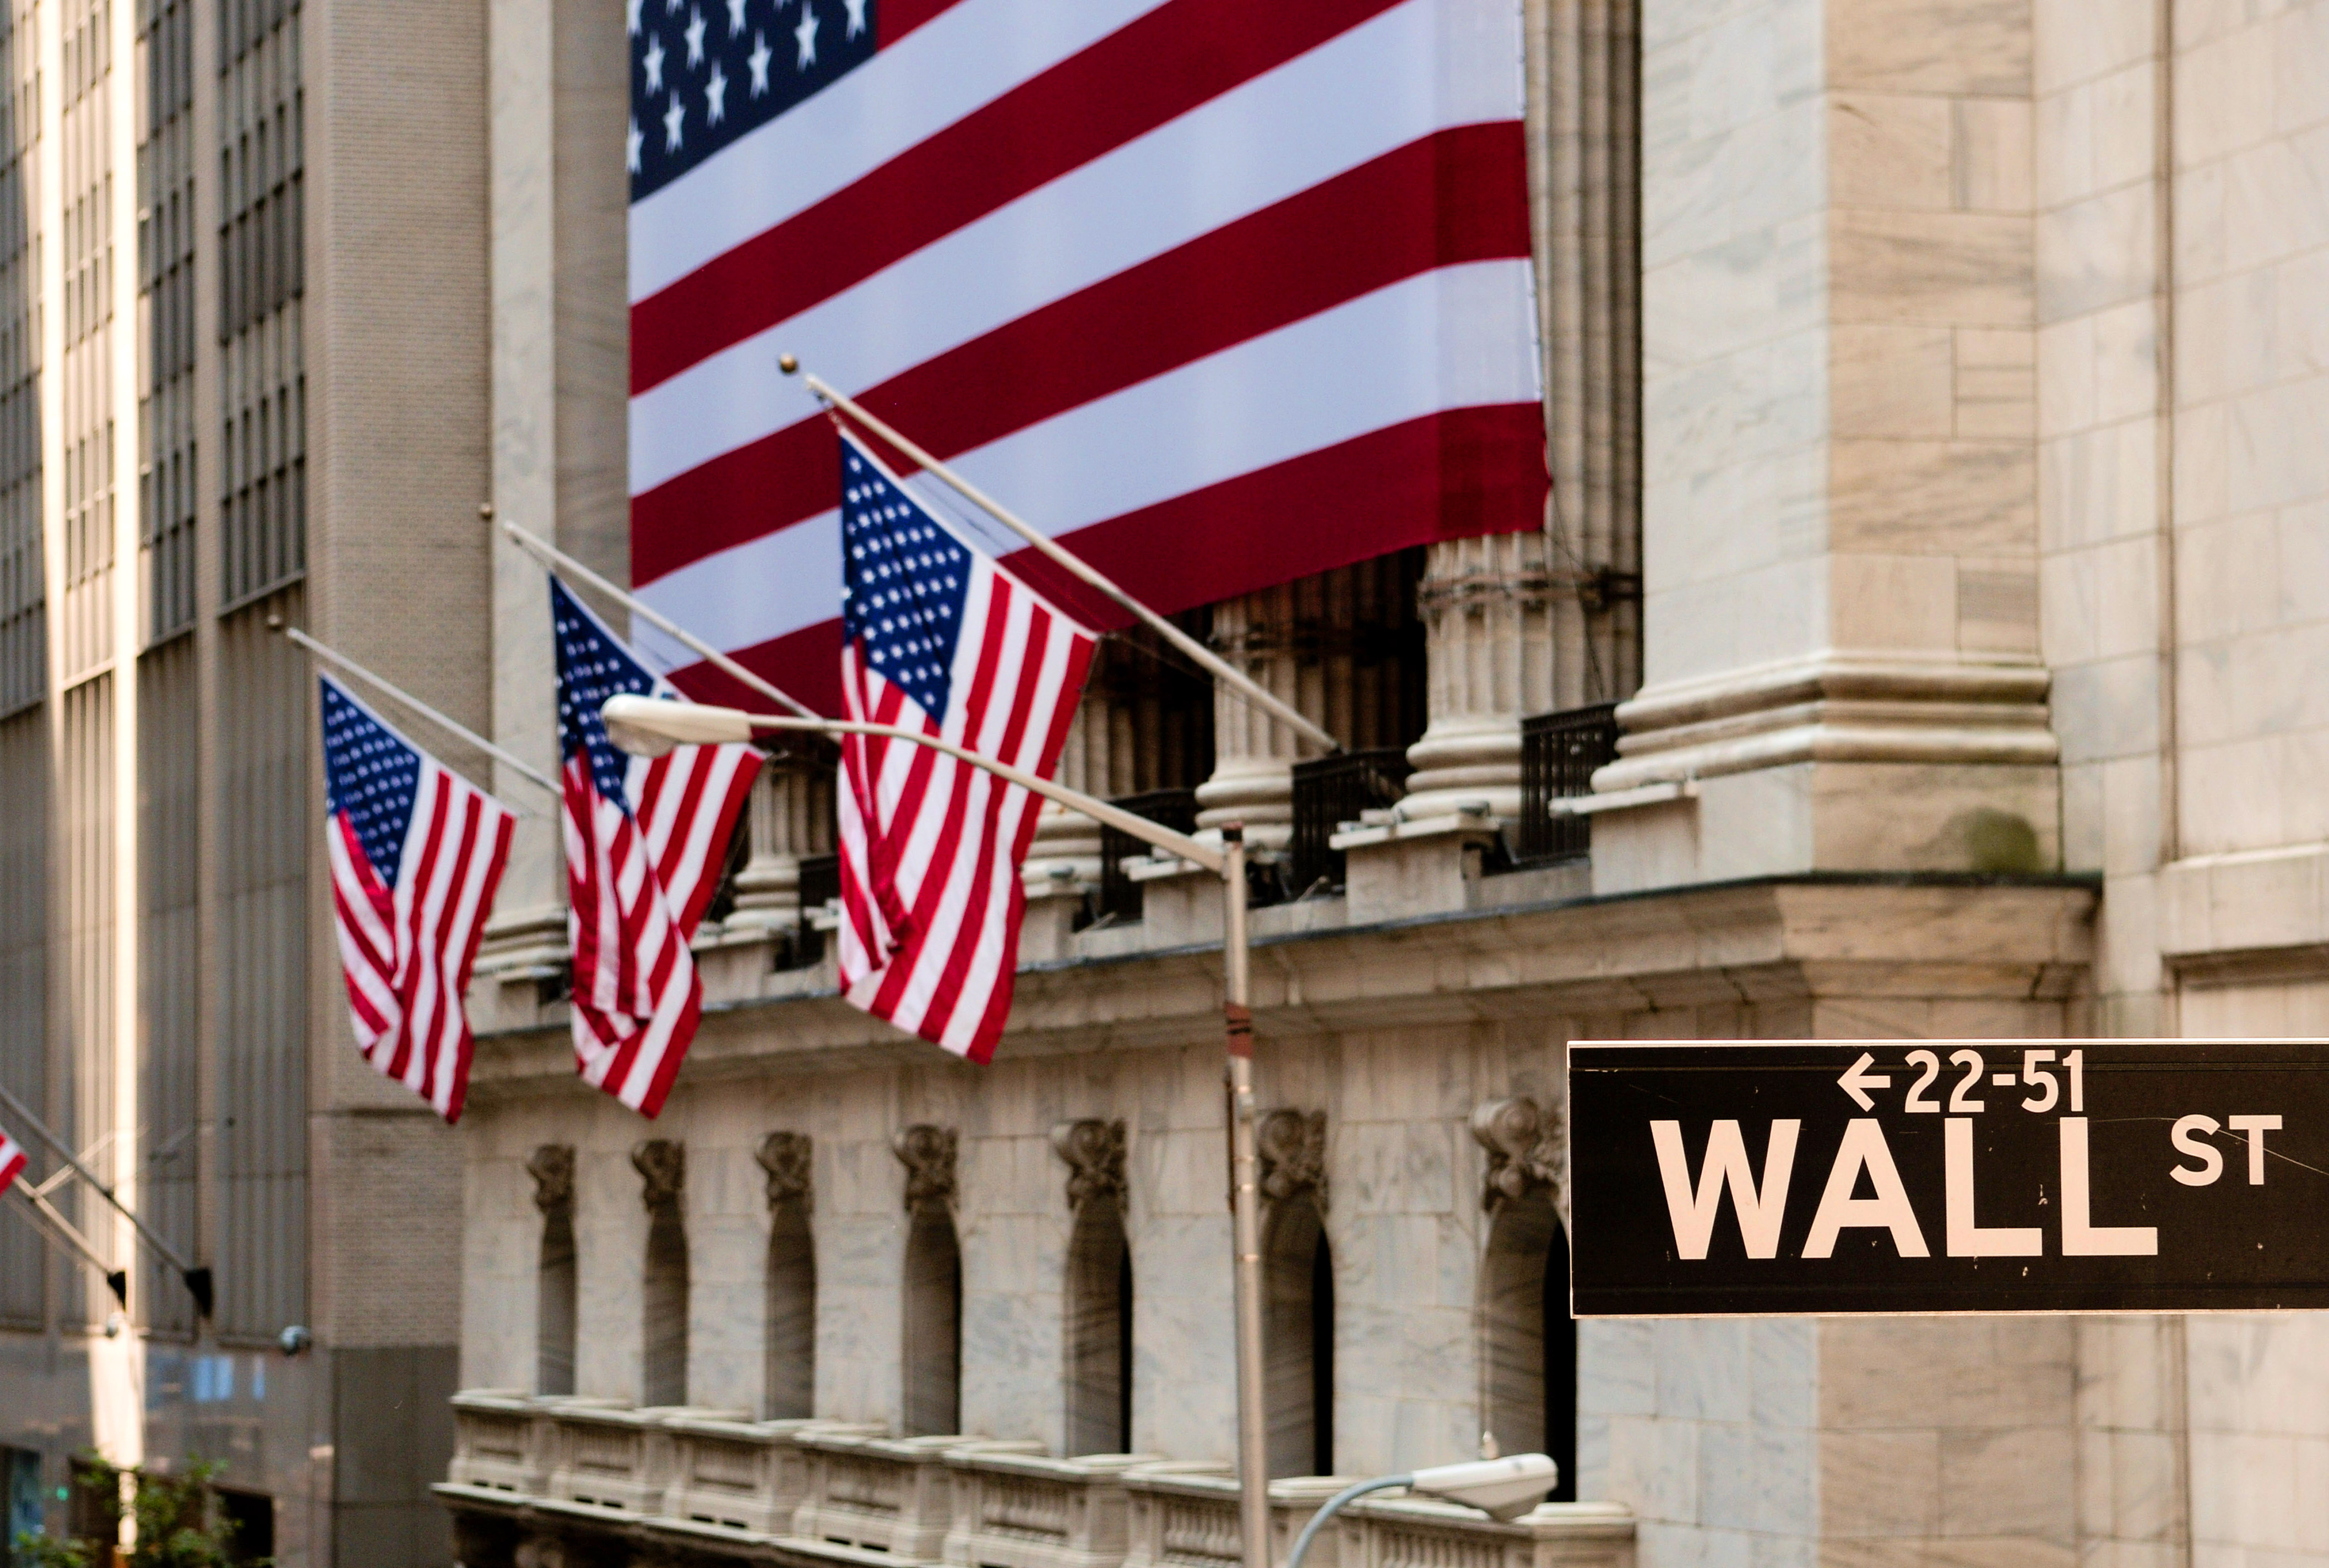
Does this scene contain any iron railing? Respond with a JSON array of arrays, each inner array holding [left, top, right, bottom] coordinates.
[[1095, 789, 1201, 925], [1517, 703, 1621, 864], [1289, 748, 1414, 896]]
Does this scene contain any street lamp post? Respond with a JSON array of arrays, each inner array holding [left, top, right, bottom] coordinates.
[[1280, 1456, 1563, 1568], [600, 694, 1277, 1568]]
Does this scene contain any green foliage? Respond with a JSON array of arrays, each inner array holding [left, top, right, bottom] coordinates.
[[8, 1454, 264, 1568]]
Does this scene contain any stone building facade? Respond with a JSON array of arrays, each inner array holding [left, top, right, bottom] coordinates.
[[0, 0, 491, 1563], [444, 2, 2329, 1568]]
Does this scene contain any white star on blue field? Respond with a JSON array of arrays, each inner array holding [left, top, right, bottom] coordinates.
[[629, 0, 878, 197]]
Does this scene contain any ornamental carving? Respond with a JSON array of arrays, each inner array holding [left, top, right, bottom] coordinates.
[[1050, 1119, 1127, 1212], [1258, 1109, 1328, 1211], [756, 1131, 813, 1211], [632, 1140, 686, 1212], [526, 1146, 574, 1214], [892, 1124, 958, 1212], [1470, 1096, 1562, 1212]]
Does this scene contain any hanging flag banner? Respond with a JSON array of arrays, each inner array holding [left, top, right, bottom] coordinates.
[[552, 579, 761, 1117], [625, 0, 1544, 712], [834, 429, 1095, 1061], [0, 1130, 25, 1197], [1569, 1039, 2329, 1316], [320, 674, 519, 1123]]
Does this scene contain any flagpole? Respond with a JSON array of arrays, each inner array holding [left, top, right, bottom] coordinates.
[[273, 623, 561, 797], [10, 1181, 128, 1308], [599, 695, 1274, 1567], [0, 1082, 208, 1315], [783, 360, 1342, 757], [490, 508, 821, 721]]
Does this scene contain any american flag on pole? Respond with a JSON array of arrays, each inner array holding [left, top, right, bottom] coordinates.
[[554, 578, 762, 1115], [625, 0, 1541, 711], [0, 1131, 25, 1197], [320, 674, 519, 1123], [837, 430, 1095, 1061]]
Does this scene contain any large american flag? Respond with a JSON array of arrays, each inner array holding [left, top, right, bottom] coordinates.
[[320, 674, 519, 1123], [553, 578, 762, 1116], [0, 1130, 24, 1197], [837, 431, 1095, 1060], [626, 0, 1543, 711]]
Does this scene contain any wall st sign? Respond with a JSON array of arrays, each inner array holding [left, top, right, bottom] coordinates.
[[1568, 1040, 2321, 1316]]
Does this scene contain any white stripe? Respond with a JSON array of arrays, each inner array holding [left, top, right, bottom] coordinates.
[[428, 793, 507, 1113], [635, 262, 1539, 663], [629, 0, 1176, 302], [886, 583, 1034, 1035], [399, 771, 456, 1093], [629, 0, 1520, 492]]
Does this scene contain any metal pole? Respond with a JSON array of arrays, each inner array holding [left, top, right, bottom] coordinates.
[[788, 365, 1340, 756], [1221, 825, 1271, 1568], [1284, 1476, 1413, 1568], [10, 1182, 127, 1307], [0, 1081, 188, 1270], [276, 624, 561, 796], [493, 511, 821, 721]]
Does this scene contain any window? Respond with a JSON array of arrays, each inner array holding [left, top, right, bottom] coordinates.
[[1480, 1194, 1577, 1500], [900, 1206, 961, 1437], [759, 1131, 816, 1420], [635, 1140, 688, 1407], [1062, 1199, 1132, 1455], [6, 1447, 42, 1567], [1262, 1195, 1332, 1478], [215, 1488, 273, 1566], [529, 1146, 577, 1397]]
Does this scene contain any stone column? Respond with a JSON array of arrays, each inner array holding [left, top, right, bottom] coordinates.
[[1402, 0, 1641, 824], [1592, 0, 2055, 892], [726, 748, 835, 934], [1195, 559, 1421, 851], [1403, 535, 1558, 820]]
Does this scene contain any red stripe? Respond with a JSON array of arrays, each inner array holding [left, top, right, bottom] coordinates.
[[867, 580, 1016, 1019], [384, 775, 457, 1085], [914, 609, 1050, 1045], [630, 0, 1408, 393], [439, 805, 514, 1124], [668, 404, 1546, 714], [876, 0, 965, 46], [417, 790, 487, 1101], [646, 750, 714, 905], [632, 125, 1529, 583], [631, 983, 703, 1120]]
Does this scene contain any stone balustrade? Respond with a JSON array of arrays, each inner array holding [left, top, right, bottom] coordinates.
[[436, 1393, 1637, 1568], [943, 1450, 1161, 1568]]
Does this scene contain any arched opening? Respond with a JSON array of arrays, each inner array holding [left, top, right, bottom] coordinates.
[[766, 1198, 817, 1419], [901, 1205, 962, 1436], [1063, 1201, 1133, 1455], [642, 1201, 690, 1407], [537, 1201, 577, 1397], [1480, 1194, 1576, 1500], [1262, 1195, 1333, 1477]]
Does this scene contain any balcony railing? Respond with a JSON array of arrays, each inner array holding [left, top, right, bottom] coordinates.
[[1290, 748, 1413, 896], [1095, 788, 1201, 924], [1516, 704, 1620, 865], [437, 1395, 1637, 1568]]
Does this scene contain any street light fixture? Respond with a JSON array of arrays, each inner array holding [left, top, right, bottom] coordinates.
[[1283, 1455, 1560, 1568], [600, 693, 1279, 1568]]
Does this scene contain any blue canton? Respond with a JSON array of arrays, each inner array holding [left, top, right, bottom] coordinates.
[[629, 0, 881, 202], [321, 677, 422, 880], [553, 578, 659, 808], [841, 438, 973, 720]]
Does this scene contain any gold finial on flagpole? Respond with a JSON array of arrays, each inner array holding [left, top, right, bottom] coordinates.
[[778, 353, 799, 374]]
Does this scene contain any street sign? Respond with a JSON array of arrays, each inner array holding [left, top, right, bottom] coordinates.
[[1568, 1039, 2329, 1316]]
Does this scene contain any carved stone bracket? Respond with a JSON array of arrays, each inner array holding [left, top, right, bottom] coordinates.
[[527, 1146, 574, 1214], [1470, 1097, 1562, 1213], [1050, 1119, 1127, 1213], [892, 1124, 958, 1212], [756, 1131, 813, 1211], [632, 1140, 685, 1212], [1258, 1109, 1328, 1211]]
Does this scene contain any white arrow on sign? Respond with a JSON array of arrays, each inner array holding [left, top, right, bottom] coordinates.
[[1838, 1052, 1890, 1112]]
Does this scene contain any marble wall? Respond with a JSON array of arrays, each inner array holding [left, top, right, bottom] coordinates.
[[460, 1022, 1578, 1477]]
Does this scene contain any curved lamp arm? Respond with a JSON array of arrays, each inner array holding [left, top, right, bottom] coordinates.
[[598, 695, 1227, 875]]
